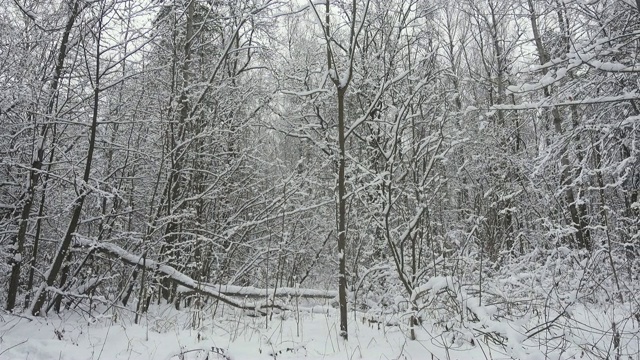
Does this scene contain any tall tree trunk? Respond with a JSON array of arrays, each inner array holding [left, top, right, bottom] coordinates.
[[6, 0, 81, 312], [31, 6, 102, 315], [319, 0, 367, 340], [337, 86, 348, 340], [322, 0, 351, 340], [527, 0, 590, 250], [161, 0, 195, 302]]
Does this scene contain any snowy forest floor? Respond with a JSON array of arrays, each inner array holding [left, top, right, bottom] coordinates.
[[1, 300, 639, 360]]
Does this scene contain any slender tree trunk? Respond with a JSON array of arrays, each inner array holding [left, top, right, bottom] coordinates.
[[337, 87, 348, 340], [53, 251, 72, 313], [527, 0, 590, 250], [31, 7, 102, 316], [314, 0, 367, 340], [25, 129, 59, 308], [6, 0, 81, 312], [161, 0, 195, 302]]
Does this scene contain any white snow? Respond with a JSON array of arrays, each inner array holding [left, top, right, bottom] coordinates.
[[281, 88, 329, 97], [0, 305, 487, 360], [176, 284, 337, 299], [2, 277, 638, 360]]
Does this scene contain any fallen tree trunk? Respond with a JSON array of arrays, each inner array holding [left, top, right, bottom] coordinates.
[[74, 239, 335, 314], [176, 284, 337, 299]]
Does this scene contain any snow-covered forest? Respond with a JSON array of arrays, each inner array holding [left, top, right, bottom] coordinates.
[[1, 0, 639, 358]]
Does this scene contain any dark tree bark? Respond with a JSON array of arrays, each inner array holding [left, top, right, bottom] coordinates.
[[31, 4, 102, 316], [337, 85, 348, 340], [6, 0, 81, 312], [527, 0, 590, 250]]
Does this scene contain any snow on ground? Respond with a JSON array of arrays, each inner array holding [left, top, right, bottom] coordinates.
[[0, 304, 484, 360], [1, 301, 638, 359]]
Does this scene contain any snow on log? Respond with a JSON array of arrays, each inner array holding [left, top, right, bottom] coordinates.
[[75, 239, 280, 313], [176, 284, 337, 299], [75, 239, 336, 313]]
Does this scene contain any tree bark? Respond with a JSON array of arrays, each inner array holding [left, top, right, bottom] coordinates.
[[160, 0, 195, 302], [6, 0, 81, 312], [337, 86, 348, 340], [527, 0, 590, 250], [31, 6, 101, 315]]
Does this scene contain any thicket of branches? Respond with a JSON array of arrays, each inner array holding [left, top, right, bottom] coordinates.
[[1, 0, 639, 355]]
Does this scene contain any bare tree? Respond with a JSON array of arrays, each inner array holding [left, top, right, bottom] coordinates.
[[3, 0, 83, 312]]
